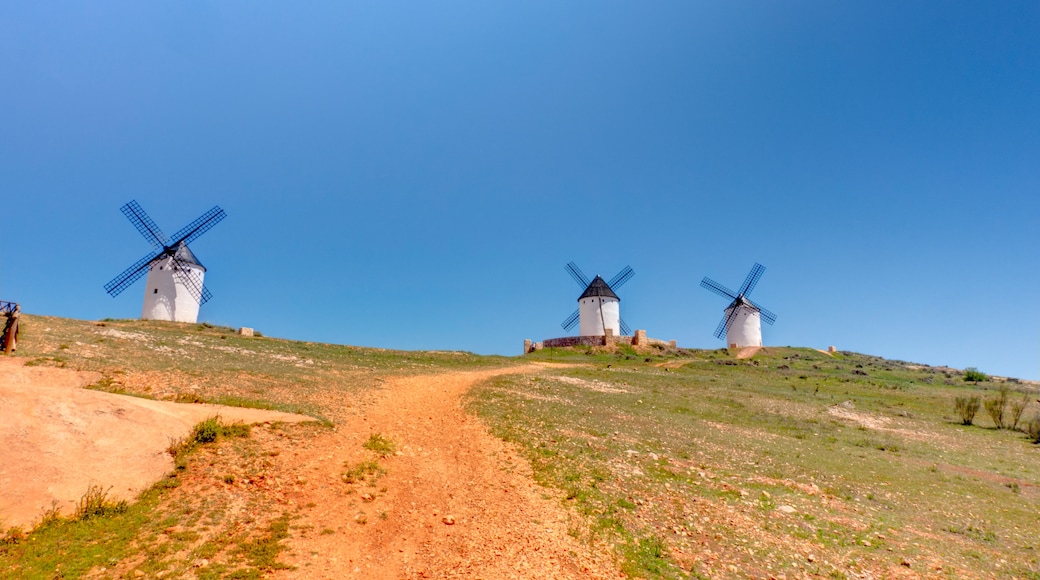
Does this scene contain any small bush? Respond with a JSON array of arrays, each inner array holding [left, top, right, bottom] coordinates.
[[954, 396, 981, 425], [1026, 415, 1040, 443], [1008, 396, 1029, 431], [192, 417, 222, 444], [984, 386, 1010, 429], [964, 367, 988, 384]]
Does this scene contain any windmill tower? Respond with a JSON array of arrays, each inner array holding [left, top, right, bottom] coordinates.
[[561, 262, 635, 336], [700, 263, 777, 347], [104, 200, 227, 323]]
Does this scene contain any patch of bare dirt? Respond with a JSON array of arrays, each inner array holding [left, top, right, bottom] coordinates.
[[266, 366, 621, 579], [733, 347, 761, 360], [0, 357, 313, 528]]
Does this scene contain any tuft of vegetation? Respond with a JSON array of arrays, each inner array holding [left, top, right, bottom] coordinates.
[[954, 395, 981, 425], [74, 485, 129, 520], [362, 433, 397, 457], [620, 536, 672, 578], [964, 367, 988, 384], [232, 513, 294, 573], [341, 460, 384, 485], [168, 417, 251, 469]]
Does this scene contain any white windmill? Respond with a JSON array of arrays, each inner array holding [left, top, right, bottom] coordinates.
[[561, 262, 635, 336], [104, 200, 227, 323], [700, 263, 777, 347]]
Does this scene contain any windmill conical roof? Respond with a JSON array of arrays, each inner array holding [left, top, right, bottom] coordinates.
[[579, 276, 618, 300], [171, 242, 205, 270], [726, 296, 756, 311]]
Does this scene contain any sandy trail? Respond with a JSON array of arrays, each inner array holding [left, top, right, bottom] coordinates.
[[0, 358, 313, 528], [270, 365, 619, 579]]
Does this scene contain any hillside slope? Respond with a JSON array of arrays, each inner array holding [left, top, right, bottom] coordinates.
[[1, 315, 1038, 579]]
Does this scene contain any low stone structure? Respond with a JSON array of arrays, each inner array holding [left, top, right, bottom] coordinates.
[[238, 327, 255, 337], [525, 330, 675, 354]]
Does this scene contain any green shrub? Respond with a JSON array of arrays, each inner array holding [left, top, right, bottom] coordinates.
[[192, 417, 222, 444], [954, 396, 981, 426], [964, 367, 988, 384]]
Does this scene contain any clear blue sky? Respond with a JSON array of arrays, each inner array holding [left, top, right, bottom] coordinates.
[[3, 2, 1038, 380]]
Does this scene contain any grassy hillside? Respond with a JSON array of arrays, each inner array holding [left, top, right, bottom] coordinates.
[[2, 315, 1039, 578], [11, 314, 511, 424], [468, 346, 1040, 579]]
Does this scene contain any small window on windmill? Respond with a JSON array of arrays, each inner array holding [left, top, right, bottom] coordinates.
[[154, 289, 158, 294]]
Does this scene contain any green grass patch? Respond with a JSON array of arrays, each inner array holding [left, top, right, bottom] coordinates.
[[342, 460, 384, 485], [362, 433, 397, 457]]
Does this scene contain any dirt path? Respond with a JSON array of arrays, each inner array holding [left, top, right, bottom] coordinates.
[[270, 365, 620, 579], [0, 358, 313, 529]]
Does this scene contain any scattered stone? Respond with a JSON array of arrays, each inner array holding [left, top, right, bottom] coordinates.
[[901, 558, 911, 567], [840, 400, 855, 409], [777, 505, 796, 514], [442, 515, 456, 525], [194, 559, 209, 568], [360, 492, 375, 502], [807, 554, 815, 563], [134, 571, 146, 578]]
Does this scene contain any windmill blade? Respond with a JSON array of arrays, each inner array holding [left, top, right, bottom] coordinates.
[[564, 262, 590, 289], [104, 251, 161, 297], [738, 263, 766, 297], [746, 299, 777, 325], [700, 277, 738, 301], [607, 265, 634, 291], [713, 307, 742, 340], [169, 206, 227, 247], [712, 314, 730, 340], [619, 318, 631, 336], [171, 257, 211, 305], [561, 309, 580, 331], [120, 200, 168, 249]]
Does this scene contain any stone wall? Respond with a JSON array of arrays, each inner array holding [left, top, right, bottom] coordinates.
[[525, 330, 677, 354]]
